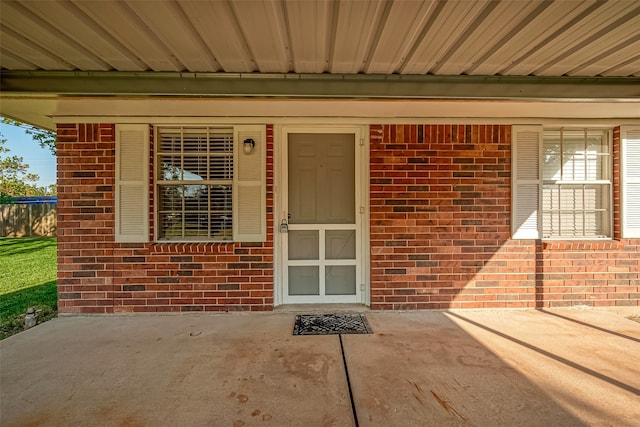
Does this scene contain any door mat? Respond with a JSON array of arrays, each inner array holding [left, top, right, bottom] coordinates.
[[293, 313, 373, 335]]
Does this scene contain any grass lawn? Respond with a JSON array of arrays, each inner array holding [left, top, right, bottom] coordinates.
[[0, 237, 57, 339]]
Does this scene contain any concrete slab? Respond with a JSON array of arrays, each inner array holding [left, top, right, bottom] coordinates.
[[1, 314, 353, 427], [345, 310, 640, 426], [1, 309, 639, 426]]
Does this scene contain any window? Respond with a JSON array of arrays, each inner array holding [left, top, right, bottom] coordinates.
[[542, 129, 611, 238], [156, 127, 234, 241], [115, 124, 265, 243], [151, 124, 266, 243], [512, 126, 612, 240]]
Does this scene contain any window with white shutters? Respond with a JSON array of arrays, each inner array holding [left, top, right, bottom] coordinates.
[[512, 126, 612, 240]]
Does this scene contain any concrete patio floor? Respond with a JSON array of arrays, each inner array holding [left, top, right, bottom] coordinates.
[[1, 309, 639, 426]]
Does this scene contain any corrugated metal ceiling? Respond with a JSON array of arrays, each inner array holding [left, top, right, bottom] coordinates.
[[1, 0, 639, 77]]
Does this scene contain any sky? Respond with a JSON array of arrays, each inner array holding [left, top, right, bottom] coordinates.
[[0, 120, 56, 187]]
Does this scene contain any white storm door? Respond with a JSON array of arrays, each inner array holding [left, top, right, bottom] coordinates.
[[284, 133, 360, 303]]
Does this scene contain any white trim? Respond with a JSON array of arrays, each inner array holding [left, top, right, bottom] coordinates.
[[274, 129, 284, 307], [283, 295, 361, 304], [55, 116, 640, 127], [45, 99, 640, 120], [275, 125, 369, 306], [5, 96, 640, 130]]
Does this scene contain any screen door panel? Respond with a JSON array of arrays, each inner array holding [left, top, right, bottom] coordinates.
[[288, 134, 355, 224], [288, 266, 319, 295], [285, 133, 358, 302]]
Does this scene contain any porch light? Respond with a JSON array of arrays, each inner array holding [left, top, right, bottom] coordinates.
[[243, 138, 255, 154]]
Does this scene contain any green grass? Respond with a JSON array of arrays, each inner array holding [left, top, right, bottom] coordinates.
[[0, 237, 57, 339]]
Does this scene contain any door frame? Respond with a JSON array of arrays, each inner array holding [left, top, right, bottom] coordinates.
[[274, 124, 370, 306]]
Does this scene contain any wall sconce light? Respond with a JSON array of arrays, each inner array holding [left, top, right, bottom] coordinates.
[[243, 138, 255, 155]]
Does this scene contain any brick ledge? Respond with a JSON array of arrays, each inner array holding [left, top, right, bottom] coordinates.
[[542, 240, 626, 251]]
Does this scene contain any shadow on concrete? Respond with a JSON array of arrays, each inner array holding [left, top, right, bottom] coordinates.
[[448, 312, 640, 396], [2, 311, 639, 426], [343, 312, 594, 426], [539, 309, 640, 343]]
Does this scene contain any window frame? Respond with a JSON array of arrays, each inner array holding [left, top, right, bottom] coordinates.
[[540, 127, 613, 240], [154, 125, 236, 243]]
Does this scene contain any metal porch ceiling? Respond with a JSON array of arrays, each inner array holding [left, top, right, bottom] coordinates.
[[1, 0, 639, 78]]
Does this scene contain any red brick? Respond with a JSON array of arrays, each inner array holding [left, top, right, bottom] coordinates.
[[56, 123, 638, 312], [370, 124, 639, 310], [57, 123, 274, 314]]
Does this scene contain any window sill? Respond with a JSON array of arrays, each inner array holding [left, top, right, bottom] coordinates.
[[541, 240, 625, 251], [151, 241, 237, 254]]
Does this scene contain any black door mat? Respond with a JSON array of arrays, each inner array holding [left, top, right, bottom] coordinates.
[[293, 313, 373, 335]]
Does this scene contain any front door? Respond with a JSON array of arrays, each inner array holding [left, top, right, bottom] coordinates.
[[282, 131, 362, 304]]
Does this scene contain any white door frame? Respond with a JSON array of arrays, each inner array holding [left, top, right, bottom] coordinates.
[[274, 124, 370, 306]]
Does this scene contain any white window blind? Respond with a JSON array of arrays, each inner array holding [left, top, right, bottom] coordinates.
[[115, 124, 149, 242], [156, 127, 234, 241], [621, 126, 640, 238], [512, 126, 613, 240]]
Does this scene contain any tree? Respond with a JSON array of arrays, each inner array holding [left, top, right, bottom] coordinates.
[[0, 133, 53, 199], [1, 118, 56, 155]]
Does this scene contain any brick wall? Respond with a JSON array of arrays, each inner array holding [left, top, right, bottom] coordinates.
[[369, 124, 639, 310], [57, 122, 638, 313], [57, 124, 274, 314]]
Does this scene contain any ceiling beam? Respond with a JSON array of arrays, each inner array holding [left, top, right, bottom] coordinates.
[[1, 71, 640, 101]]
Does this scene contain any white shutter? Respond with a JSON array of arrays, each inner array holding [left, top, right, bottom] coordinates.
[[621, 126, 640, 238], [115, 124, 149, 242], [233, 125, 266, 242], [512, 126, 542, 239]]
